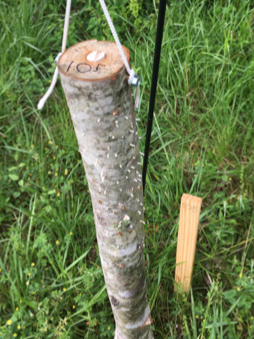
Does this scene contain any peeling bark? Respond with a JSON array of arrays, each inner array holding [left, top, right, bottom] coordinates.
[[58, 41, 153, 339]]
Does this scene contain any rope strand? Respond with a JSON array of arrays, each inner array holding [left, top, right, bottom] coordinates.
[[62, 0, 72, 53], [37, 0, 72, 110], [98, 0, 131, 75], [37, 0, 140, 110], [99, 0, 140, 87]]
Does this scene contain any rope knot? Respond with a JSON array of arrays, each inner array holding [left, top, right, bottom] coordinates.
[[55, 52, 63, 65], [128, 69, 140, 87]]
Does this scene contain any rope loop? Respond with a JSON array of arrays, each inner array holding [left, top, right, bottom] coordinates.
[[55, 52, 63, 65], [38, 0, 140, 110], [128, 70, 141, 87]]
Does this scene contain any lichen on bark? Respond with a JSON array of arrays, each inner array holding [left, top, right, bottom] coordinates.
[[59, 63, 153, 339]]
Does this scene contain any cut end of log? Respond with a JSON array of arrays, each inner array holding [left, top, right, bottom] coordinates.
[[57, 40, 130, 82]]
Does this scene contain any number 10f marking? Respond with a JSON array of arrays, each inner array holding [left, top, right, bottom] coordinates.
[[66, 61, 105, 74]]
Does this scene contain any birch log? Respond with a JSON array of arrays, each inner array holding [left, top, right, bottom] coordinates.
[[58, 40, 153, 339]]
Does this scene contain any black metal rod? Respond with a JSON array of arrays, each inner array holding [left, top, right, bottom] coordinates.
[[142, 0, 167, 194]]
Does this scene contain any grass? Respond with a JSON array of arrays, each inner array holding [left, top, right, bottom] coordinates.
[[1, 0, 254, 338]]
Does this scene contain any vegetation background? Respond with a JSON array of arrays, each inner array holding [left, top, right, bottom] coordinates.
[[1, 0, 254, 338]]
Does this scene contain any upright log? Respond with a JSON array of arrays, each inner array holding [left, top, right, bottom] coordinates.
[[58, 40, 153, 339]]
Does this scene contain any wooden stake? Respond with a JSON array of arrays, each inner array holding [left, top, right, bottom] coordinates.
[[175, 194, 202, 293]]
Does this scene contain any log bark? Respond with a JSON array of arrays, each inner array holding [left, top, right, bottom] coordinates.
[[58, 40, 154, 339]]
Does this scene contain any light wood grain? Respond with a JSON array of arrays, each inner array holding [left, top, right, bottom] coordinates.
[[58, 40, 129, 82], [175, 194, 202, 293]]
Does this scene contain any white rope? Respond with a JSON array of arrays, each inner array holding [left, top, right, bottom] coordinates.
[[37, 60, 60, 110], [37, 0, 72, 110], [38, 0, 140, 110], [61, 0, 72, 53], [99, 1, 131, 75], [99, 0, 140, 87], [99, 0, 140, 90]]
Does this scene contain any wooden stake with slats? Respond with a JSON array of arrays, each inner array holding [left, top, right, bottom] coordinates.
[[175, 194, 202, 293]]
